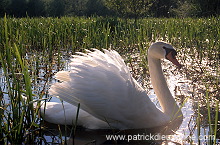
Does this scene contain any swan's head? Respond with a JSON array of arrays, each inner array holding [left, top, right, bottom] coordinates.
[[148, 42, 182, 68]]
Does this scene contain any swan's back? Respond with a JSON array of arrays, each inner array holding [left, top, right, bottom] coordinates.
[[49, 49, 167, 129]]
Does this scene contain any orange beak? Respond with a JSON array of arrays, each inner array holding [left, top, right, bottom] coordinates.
[[166, 51, 182, 69]]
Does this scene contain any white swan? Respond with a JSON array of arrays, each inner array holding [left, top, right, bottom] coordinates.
[[41, 42, 183, 130]]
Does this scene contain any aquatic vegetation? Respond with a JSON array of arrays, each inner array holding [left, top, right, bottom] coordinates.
[[0, 15, 219, 144]]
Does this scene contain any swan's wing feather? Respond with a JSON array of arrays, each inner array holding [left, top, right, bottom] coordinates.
[[49, 49, 160, 129], [54, 71, 71, 82]]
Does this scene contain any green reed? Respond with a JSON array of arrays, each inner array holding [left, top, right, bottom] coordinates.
[[0, 15, 219, 144], [214, 100, 219, 144], [0, 16, 36, 144]]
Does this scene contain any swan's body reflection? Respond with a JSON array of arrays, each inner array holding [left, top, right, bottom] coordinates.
[[43, 117, 182, 145]]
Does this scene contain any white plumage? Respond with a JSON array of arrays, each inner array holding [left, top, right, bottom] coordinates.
[[41, 42, 183, 130]]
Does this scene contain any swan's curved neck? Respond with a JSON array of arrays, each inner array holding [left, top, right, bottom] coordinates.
[[148, 56, 182, 119]]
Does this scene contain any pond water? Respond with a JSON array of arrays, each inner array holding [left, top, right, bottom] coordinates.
[[0, 50, 219, 145]]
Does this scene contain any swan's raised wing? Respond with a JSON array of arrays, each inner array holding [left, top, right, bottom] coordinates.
[[49, 49, 165, 129]]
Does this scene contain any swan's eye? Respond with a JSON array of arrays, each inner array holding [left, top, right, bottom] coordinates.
[[163, 46, 177, 59], [171, 50, 177, 58]]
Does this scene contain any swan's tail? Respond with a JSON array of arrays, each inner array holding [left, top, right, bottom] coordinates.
[[40, 101, 109, 129]]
